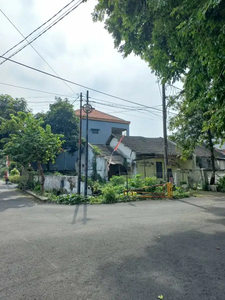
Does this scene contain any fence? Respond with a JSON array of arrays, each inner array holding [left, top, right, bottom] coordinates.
[[123, 183, 173, 198]]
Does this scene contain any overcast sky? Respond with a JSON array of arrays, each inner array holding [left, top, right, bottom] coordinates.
[[0, 0, 179, 137]]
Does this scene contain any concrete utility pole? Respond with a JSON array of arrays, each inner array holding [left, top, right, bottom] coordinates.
[[84, 90, 89, 197], [162, 83, 168, 182], [77, 92, 83, 195]]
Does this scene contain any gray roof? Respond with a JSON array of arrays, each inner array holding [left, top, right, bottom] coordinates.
[[93, 144, 124, 164], [108, 135, 225, 158], [111, 135, 179, 156]]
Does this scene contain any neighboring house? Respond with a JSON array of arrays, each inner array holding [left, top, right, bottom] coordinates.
[[105, 135, 225, 183], [75, 108, 130, 144], [78, 144, 126, 181]]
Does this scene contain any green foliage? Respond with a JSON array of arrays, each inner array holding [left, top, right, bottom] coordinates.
[[102, 185, 117, 203], [0, 95, 29, 150], [128, 174, 144, 188], [38, 97, 79, 153], [9, 161, 19, 171], [217, 176, 225, 192], [10, 168, 20, 176], [0, 167, 8, 177], [56, 194, 87, 205], [173, 187, 190, 199], [93, 0, 225, 140], [18, 175, 34, 190], [110, 175, 126, 186], [145, 176, 158, 186], [8, 174, 20, 183], [33, 184, 41, 193], [0, 112, 64, 190]]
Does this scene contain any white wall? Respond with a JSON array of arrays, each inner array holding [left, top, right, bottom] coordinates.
[[110, 137, 136, 163], [42, 175, 92, 195]]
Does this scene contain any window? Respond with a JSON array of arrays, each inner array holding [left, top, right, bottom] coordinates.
[[91, 129, 100, 134], [156, 162, 163, 178]]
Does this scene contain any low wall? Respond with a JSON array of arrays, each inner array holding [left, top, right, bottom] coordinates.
[[35, 175, 92, 195]]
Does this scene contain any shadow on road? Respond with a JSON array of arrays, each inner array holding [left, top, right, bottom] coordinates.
[[97, 230, 225, 300], [71, 203, 88, 225], [0, 197, 34, 213]]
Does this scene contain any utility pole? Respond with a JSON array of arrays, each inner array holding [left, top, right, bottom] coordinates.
[[162, 83, 168, 182], [84, 90, 89, 197], [77, 92, 83, 195]]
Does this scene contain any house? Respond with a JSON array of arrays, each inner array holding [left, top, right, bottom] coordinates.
[[75, 108, 130, 144], [78, 144, 126, 181], [105, 135, 225, 184]]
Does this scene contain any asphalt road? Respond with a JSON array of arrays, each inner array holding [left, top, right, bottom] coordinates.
[[0, 181, 225, 300]]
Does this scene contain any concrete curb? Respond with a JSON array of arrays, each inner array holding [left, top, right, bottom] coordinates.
[[25, 190, 48, 202]]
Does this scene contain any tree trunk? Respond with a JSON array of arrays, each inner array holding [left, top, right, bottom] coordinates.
[[208, 130, 215, 185], [37, 161, 45, 192]]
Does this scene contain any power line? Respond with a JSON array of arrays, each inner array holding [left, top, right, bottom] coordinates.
[[1, 55, 166, 113], [0, 0, 82, 58], [0, 9, 79, 96], [0, 82, 77, 98], [0, 0, 84, 66]]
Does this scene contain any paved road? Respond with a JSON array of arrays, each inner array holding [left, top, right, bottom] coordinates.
[[0, 180, 225, 300]]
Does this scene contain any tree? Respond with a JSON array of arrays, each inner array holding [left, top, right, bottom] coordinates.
[[92, 0, 225, 134], [0, 95, 29, 149], [169, 91, 217, 184], [0, 112, 63, 191], [37, 97, 79, 154]]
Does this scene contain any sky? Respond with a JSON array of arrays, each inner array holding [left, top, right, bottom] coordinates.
[[0, 0, 179, 137]]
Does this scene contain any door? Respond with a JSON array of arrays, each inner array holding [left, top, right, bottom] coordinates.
[[156, 162, 163, 178]]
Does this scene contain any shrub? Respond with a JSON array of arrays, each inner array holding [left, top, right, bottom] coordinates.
[[0, 167, 8, 177], [217, 176, 225, 192], [9, 161, 18, 171], [8, 174, 20, 183], [10, 168, 20, 176], [18, 176, 34, 190], [110, 175, 126, 186], [56, 194, 87, 205], [128, 174, 144, 188], [145, 176, 158, 186], [173, 187, 190, 199], [33, 184, 41, 193], [102, 186, 118, 203]]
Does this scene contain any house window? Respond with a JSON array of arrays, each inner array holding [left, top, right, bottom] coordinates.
[[156, 162, 163, 178], [91, 129, 100, 134]]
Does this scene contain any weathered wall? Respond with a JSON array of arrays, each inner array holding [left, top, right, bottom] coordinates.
[[42, 175, 92, 195]]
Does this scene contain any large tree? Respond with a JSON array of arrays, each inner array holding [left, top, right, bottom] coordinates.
[[169, 90, 217, 184], [0, 95, 29, 149], [0, 112, 63, 191], [92, 0, 225, 134], [37, 97, 79, 154]]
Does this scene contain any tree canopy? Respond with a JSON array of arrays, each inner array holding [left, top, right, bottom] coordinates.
[[1, 112, 63, 190], [0, 94, 29, 149], [93, 0, 225, 135], [38, 97, 79, 154]]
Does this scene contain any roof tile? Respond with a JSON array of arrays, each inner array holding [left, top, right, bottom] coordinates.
[[75, 109, 130, 125]]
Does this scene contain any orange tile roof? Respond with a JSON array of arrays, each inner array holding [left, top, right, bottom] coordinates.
[[75, 108, 130, 125]]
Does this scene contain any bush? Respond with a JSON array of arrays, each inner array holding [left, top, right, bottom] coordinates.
[[10, 168, 20, 176], [217, 176, 225, 192], [145, 176, 158, 186], [110, 175, 126, 186], [8, 174, 20, 183], [128, 174, 144, 188], [102, 186, 118, 203], [0, 167, 8, 177], [173, 187, 190, 199], [56, 194, 87, 205], [18, 176, 34, 190]]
